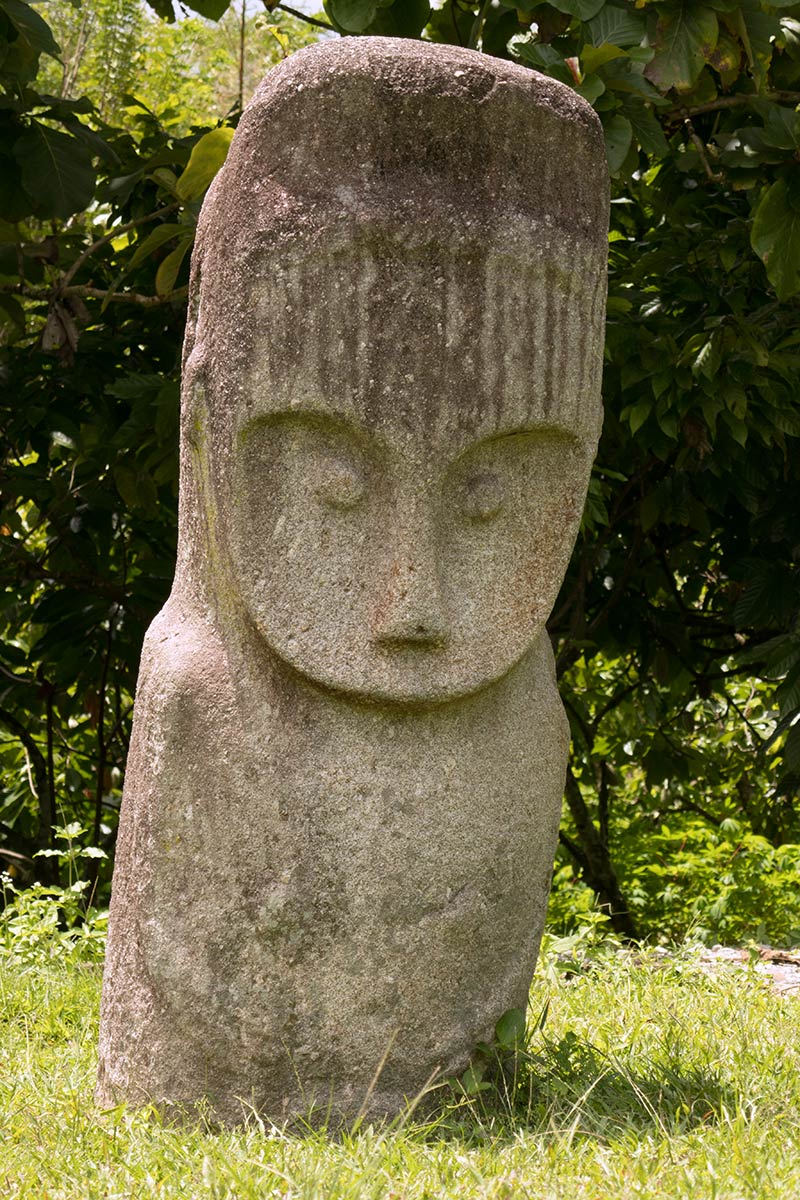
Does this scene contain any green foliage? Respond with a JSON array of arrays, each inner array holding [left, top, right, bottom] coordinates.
[[144, 0, 234, 23], [13, 121, 96, 218], [0, 18, 99, 220], [37, 0, 318, 129], [0, 0, 318, 906], [1, 0, 59, 78], [0, 0, 233, 895], [324, 0, 431, 38], [1, 823, 107, 964], [626, 821, 800, 944], [175, 125, 235, 200], [325, 0, 382, 32], [551, 814, 800, 946], [645, 4, 719, 93], [455, 1006, 531, 1098], [751, 175, 800, 299]]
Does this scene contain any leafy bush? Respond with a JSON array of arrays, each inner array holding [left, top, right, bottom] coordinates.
[[550, 817, 800, 946], [0, 823, 107, 964], [625, 820, 800, 946]]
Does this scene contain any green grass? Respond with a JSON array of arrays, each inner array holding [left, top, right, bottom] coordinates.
[[2, 945, 800, 1199]]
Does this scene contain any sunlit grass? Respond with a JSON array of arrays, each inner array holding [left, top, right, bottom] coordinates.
[[2, 945, 799, 1198]]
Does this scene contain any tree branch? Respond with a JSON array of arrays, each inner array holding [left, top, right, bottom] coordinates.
[[44, 687, 57, 875], [71, 284, 188, 306], [683, 116, 722, 183], [92, 614, 114, 849], [678, 795, 725, 827], [665, 91, 800, 120], [61, 203, 181, 289], [469, 0, 492, 50], [0, 662, 36, 687], [271, 2, 334, 31], [0, 708, 48, 799], [562, 693, 594, 753], [0, 820, 36, 861], [598, 760, 612, 851], [0, 538, 128, 598], [594, 676, 640, 727], [559, 828, 590, 876], [556, 529, 646, 679], [0, 705, 55, 880], [563, 765, 639, 941], [2, 283, 188, 308]]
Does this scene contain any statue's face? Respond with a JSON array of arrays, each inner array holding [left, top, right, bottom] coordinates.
[[210, 239, 601, 705], [228, 402, 593, 706]]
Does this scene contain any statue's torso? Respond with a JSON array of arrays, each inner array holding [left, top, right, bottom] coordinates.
[[97, 602, 568, 1123]]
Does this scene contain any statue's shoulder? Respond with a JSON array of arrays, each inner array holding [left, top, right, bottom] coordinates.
[[135, 595, 234, 716]]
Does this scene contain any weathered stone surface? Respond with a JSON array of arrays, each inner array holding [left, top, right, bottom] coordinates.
[[96, 36, 608, 1126]]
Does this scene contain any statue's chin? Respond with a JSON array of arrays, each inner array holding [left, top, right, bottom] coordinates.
[[259, 633, 536, 708]]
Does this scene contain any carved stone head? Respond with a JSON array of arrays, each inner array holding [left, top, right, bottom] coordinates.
[[180, 37, 608, 705]]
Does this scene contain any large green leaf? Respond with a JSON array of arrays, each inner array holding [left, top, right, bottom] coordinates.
[[603, 113, 633, 174], [549, 0, 604, 19], [736, 7, 781, 90], [586, 5, 646, 49], [325, 0, 378, 32], [128, 223, 187, 270], [495, 1008, 527, 1051], [0, 293, 25, 338], [13, 123, 95, 219], [706, 29, 742, 82], [155, 236, 192, 297], [602, 58, 664, 103], [181, 0, 231, 17], [0, 45, 35, 83], [175, 127, 234, 202], [645, 3, 719, 93], [751, 177, 800, 300], [144, 0, 176, 21], [0, 149, 29, 221], [366, 0, 430, 38], [3, 0, 61, 57], [581, 42, 626, 75], [512, 39, 574, 86], [426, 0, 475, 44], [761, 105, 800, 152], [784, 723, 800, 775], [777, 14, 800, 58], [622, 99, 670, 159]]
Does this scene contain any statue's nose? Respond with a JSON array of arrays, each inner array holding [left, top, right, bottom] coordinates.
[[372, 506, 449, 650]]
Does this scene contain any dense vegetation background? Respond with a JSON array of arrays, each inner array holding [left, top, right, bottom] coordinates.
[[1, 0, 799, 944]]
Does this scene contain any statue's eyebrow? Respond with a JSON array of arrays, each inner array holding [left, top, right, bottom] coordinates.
[[239, 407, 386, 456], [448, 424, 579, 466]]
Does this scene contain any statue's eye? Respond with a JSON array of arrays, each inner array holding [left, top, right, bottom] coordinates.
[[315, 459, 365, 510], [461, 471, 503, 522]]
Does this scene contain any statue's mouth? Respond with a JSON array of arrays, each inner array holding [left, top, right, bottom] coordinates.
[[372, 630, 450, 653]]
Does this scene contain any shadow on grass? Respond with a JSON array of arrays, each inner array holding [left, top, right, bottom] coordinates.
[[429, 1031, 739, 1145]]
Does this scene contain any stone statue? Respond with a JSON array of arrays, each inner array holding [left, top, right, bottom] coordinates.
[[97, 36, 608, 1126]]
